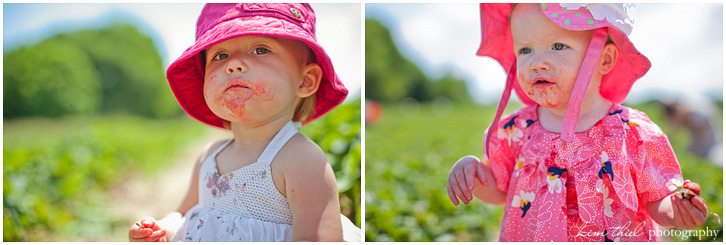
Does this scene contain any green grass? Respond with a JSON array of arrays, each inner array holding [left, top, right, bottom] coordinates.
[[3, 115, 207, 241], [365, 101, 723, 242]]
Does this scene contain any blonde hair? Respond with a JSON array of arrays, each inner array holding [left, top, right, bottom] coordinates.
[[294, 94, 316, 122]]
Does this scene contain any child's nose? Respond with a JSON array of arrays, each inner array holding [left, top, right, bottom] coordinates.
[[225, 57, 248, 74], [530, 54, 550, 72]]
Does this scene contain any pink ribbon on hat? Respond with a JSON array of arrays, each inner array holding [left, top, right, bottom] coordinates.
[[561, 27, 609, 142], [485, 62, 516, 158]]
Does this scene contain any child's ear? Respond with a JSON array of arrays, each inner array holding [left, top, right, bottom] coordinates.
[[297, 63, 322, 98], [598, 43, 619, 75]]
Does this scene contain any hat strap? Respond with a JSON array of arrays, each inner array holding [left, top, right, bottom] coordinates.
[[485, 62, 516, 159], [560, 27, 609, 142]]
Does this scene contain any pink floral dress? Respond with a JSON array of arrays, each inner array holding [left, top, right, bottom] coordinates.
[[486, 104, 682, 242]]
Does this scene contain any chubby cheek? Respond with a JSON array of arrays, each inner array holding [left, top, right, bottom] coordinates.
[[203, 76, 219, 108]]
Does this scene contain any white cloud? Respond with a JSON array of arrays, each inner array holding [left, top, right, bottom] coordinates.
[[313, 3, 362, 100], [392, 3, 508, 103], [628, 3, 723, 102]]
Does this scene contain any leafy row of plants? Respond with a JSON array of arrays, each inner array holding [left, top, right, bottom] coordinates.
[[3, 115, 207, 241]]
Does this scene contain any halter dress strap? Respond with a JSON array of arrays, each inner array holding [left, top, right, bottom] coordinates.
[[211, 138, 234, 158], [256, 121, 298, 164]]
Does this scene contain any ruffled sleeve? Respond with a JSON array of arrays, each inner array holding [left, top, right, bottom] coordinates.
[[483, 113, 520, 192], [624, 109, 683, 203]]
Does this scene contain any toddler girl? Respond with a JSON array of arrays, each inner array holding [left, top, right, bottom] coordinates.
[[447, 3, 711, 241], [127, 3, 359, 242]]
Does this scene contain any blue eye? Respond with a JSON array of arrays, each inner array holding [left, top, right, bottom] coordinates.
[[519, 48, 532, 54], [553, 43, 567, 50], [212, 53, 229, 61], [251, 47, 270, 55]]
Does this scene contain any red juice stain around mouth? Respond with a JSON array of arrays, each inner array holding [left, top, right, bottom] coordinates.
[[528, 84, 565, 108], [214, 81, 276, 119], [222, 89, 252, 118]]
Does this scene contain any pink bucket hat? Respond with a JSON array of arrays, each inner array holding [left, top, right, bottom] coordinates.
[[479, 3, 651, 154], [167, 3, 348, 129]]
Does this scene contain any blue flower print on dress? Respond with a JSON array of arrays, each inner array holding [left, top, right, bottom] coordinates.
[[546, 166, 567, 194], [547, 166, 567, 179], [499, 115, 524, 145], [599, 151, 615, 182], [610, 109, 639, 128], [623, 118, 639, 128], [610, 109, 639, 129], [519, 118, 537, 129], [517, 118, 537, 140], [503, 115, 518, 132], [511, 190, 535, 218], [608, 109, 623, 116]]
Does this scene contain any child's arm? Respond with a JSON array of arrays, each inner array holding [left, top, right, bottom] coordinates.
[[276, 135, 343, 241], [644, 191, 709, 229], [447, 155, 507, 206], [129, 140, 226, 242]]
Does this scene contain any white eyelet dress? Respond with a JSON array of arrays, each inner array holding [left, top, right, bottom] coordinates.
[[171, 121, 360, 242]]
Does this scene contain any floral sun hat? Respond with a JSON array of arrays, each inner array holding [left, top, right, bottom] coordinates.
[[167, 3, 348, 129], [478, 3, 651, 155]]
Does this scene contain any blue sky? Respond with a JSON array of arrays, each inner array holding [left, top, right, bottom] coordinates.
[[366, 3, 723, 104], [3, 3, 362, 100]]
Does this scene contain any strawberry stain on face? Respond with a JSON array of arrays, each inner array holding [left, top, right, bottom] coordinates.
[[222, 88, 252, 118], [205, 76, 276, 122], [527, 84, 565, 108], [518, 62, 577, 110], [223, 82, 274, 119]]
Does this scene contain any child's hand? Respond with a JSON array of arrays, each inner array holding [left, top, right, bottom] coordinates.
[[447, 155, 488, 206], [129, 217, 167, 242], [670, 180, 709, 229]]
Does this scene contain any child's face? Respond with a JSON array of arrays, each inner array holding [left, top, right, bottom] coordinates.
[[203, 36, 310, 125], [511, 3, 600, 110]]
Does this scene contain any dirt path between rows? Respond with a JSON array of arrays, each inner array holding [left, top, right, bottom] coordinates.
[[106, 128, 230, 241]]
